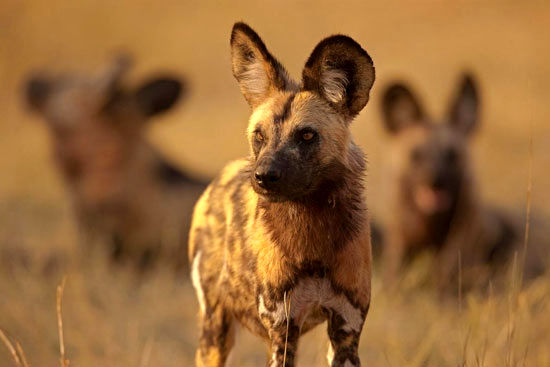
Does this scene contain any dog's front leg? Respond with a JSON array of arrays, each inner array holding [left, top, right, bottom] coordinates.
[[326, 306, 366, 367], [266, 319, 300, 367], [258, 293, 300, 367]]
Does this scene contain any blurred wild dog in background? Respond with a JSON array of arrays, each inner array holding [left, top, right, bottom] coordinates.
[[189, 22, 374, 367], [24, 57, 207, 273], [378, 74, 531, 290]]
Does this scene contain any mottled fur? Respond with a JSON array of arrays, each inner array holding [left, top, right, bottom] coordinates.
[[379, 75, 521, 290], [25, 57, 206, 272], [189, 23, 375, 366]]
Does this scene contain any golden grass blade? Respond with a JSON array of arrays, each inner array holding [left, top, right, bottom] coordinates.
[[409, 325, 437, 367], [139, 337, 155, 367], [283, 291, 291, 367], [383, 349, 394, 367], [521, 345, 529, 367], [460, 327, 471, 367], [15, 342, 30, 367], [0, 328, 22, 367], [458, 250, 462, 314], [519, 118, 533, 289], [56, 277, 69, 367]]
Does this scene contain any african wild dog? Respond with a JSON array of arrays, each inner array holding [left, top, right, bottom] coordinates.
[[189, 23, 375, 367], [378, 74, 521, 289], [24, 57, 207, 272]]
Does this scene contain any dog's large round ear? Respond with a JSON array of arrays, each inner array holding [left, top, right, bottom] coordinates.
[[24, 75, 52, 113], [381, 83, 425, 134], [230, 22, 296, 108], [302, 35, 375, 120], [134, 77, 184, 117], [448, 73, 479, 136]]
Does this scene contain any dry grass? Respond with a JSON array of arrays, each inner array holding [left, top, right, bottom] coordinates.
[[2, 253, 550, 366], [57, 278, 69, 367], [0, 328, 27, 367], [1, 0, 550, 366]]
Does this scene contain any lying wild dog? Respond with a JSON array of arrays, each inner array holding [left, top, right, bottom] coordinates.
[[25, 57, 207, 272], [189, 23, 375, 367], [378, 74, 525, 290]]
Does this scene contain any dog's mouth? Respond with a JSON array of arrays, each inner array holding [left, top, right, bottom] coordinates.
[[414, 185, 453, 215], [251, 185, 300, 203], [250, 176, 313, 203]]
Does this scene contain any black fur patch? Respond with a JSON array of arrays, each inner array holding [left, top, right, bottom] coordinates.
[[302, 34, 375, 118], [273, 93, 296, 124]]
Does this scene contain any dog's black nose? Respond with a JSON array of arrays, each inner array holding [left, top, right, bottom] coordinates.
[[254, 168, 281, 188]]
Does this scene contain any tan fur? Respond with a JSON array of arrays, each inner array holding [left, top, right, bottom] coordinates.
[[190, 23, 375, 367]]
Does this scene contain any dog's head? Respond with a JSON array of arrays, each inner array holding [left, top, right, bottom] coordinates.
[[24, 56, 184, 206], [381, 75, 480, 215], [230, 22, 375, 202]]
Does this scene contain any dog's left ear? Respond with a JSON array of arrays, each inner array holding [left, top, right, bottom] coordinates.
[[448, 73, 479, 135], [230, 22, 295, 108], [302, 35, 375, 120]]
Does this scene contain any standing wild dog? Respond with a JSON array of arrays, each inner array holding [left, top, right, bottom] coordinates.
[[189, 23, 375, 367], [379, 74, 519, 289], [25, 57, 207, 272]]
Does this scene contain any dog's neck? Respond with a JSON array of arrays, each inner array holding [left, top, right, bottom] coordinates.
[[258, 151, 367, 264]]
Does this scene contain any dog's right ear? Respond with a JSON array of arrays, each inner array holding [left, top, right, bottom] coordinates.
[[134, 77, 184, 117], [448, 73, 479, 135], [25, 75, 52, 113], [302, 35, 375, 121], [230, 22, 295, 108], [381, 83, 425, 134]]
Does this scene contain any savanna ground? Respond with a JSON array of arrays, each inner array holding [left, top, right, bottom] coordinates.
[[1, 0, 550, 366]]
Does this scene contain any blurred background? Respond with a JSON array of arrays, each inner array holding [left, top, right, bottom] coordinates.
[[1, 0, 549, 366]]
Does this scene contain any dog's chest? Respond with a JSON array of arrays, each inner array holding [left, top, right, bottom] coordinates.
[[257, 277, 363, 333]]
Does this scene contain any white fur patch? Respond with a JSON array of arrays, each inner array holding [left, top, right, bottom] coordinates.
[[325, 294, 363, 333], [268, 351, 278, 367], [287, 278, 363, 333], [321, 69, 348, 104], [240, 61, 268, 98], [343, 360, 357, 367], [191, 251, 206, 313], [258, 294, 286, 327], [327, 343, 335, 365]]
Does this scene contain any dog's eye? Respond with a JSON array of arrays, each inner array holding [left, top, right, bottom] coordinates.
[[255, 131, 264, 142], [299, 129, 317, 142], [302, 132, 314, 141]]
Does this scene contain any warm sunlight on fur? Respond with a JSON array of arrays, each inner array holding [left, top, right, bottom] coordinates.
[[1, 0, 549, 366]]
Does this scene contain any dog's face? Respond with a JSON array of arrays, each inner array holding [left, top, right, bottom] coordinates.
[[381, 76, 479, 215], [230, 23, 375, 201], [25, 57, 183, 205]]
